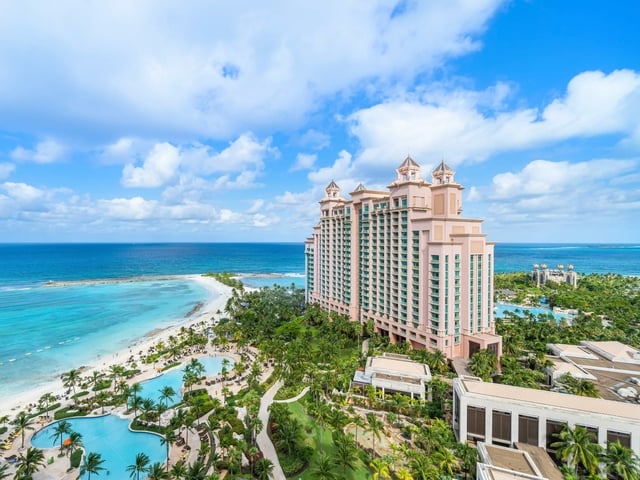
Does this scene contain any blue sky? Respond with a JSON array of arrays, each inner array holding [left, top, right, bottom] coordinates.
[[0, 1, 639, 243]]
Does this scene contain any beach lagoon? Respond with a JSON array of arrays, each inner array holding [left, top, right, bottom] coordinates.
[[0, 277, 217, 402]]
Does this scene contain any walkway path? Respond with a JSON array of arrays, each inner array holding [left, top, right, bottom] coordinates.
[[256, 380, 286, 480], [255, 382, 311, 479]]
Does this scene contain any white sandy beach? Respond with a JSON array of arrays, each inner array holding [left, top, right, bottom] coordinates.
[[0, 274, 234, 420]]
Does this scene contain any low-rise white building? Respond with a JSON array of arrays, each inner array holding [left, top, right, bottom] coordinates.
[[453, 377, 640, 453], [352, 353, 431, 400], [476, 442, 563, 480]]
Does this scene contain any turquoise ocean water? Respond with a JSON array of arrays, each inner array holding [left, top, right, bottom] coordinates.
[[0, 242, 638, 401]]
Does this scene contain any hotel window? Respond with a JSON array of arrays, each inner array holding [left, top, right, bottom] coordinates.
[[607, 430, 631, 448], [492, 411, 511, 445], [466, 406, 486, 440], [518, 415, 539, 446], [546, 420, 567, 450]]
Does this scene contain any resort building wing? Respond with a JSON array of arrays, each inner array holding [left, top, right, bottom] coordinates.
[[304, 158, 501, 359], [453, 377, 640, 454]]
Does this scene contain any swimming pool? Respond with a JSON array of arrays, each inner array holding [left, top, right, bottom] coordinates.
[[137, 355, 234, 405], [494, 303, 573, 322], [31, 415, 165, 479]]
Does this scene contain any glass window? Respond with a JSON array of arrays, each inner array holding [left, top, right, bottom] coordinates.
[[518, 415, 539, 446], [467, 406, 486, 439], [607, 430, 631, 448], [492, 411, 511, 444]]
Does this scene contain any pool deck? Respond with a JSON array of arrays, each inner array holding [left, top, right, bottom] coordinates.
[[1, 342, 273, 480]]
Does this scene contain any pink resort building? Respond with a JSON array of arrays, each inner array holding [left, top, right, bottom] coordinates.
[[304, 157, 502, 359]]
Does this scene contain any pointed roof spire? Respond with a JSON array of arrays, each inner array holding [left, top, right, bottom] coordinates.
[[354, 182, 366, 192], [324, 179, 341, 199], [398, 154, 419, 170], [431, 160, 455, 185], [432, 160, 453, 176]]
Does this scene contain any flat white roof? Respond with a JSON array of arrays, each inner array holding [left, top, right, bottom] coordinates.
[[548, 358, 597, 380], [581, 341, 640, 364], [369, 356, 429, 377], [460, 378, 640, 421], [547, 343, 597, 360]]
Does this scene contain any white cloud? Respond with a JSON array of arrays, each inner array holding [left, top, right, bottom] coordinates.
[[308, 150, 354, 186], [291, 153, 317, 171], [468, 158, 640, 233], [348, 70, 640, 170], [489, 159, 637, 200], [183, 133, 275, 175], [121, 143, 181, 188], [0, 162, 15, 180], [296, 129, 330, 150], [246, 199, 264, 214], [99, 197, 158, 220], [0, 1, 504, 140], [100, 137, 138, 164], [10, 139, 65, 164], [2, 182, 46, 205]]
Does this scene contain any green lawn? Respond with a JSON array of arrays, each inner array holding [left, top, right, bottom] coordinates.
[[284, 398, 371, 480]]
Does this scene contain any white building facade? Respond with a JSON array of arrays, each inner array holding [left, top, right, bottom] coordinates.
[[453, 377, 640, 453]]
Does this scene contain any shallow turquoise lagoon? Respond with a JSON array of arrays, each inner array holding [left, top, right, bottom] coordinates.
[[31, 415, 165, 479], [494, 303, 573, 322], [137, 356, 234, 405]]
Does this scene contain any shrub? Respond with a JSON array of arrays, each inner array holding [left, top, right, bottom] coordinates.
[[70, 449, 83, 468]]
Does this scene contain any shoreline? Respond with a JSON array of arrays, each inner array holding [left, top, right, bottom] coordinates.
[[0, 274, 234, 420]]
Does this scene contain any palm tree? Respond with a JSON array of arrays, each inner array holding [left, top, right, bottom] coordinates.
[[365, 412, 385, 457], [61, 368, 81, 397], [0, 464, 9, 480], [50, 419, 72, 452], [186, 460, 208, 479], [332, 432, 359, 476], [129, 395, 142, 420], [409, 452, 438, 480], [38, 392, 56, 419], [66, 431, 84, 464], [79, 452, 106, 480], [160, 428, 178, 471], [351, 413, 365, 445], [468, 349, 497, 381], [603, 440, 640, 480], [12, 411, 34, 449], [551, 425, 601, 476], [311, 452, 339, 480], [109, 364, 125, 392], [432, 447, 458, 477], [147, 462, 169, 480], [89, 370, 103, 398], [169, 459, 188, 480], [15, 447, 46, 479], [95, 391, 110, 414], [159, 386, 176, 408], [395, 467, 414, 480], [126, 452, 151, 480], [254, 457, 274, 480], [369, 457, 391, 480], [129, 382, 143, 403]]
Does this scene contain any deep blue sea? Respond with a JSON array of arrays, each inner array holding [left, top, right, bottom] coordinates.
[[0, 242, 638, 403]]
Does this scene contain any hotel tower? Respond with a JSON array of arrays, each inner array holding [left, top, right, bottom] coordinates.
[[305, 158, 501, 359]]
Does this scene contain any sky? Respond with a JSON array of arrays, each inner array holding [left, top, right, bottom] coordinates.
[[0, 0, 639, 243]]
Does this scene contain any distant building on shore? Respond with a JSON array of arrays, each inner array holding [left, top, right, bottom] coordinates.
[[304, 158, 501, 359], [531, 263, 578, 288]]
